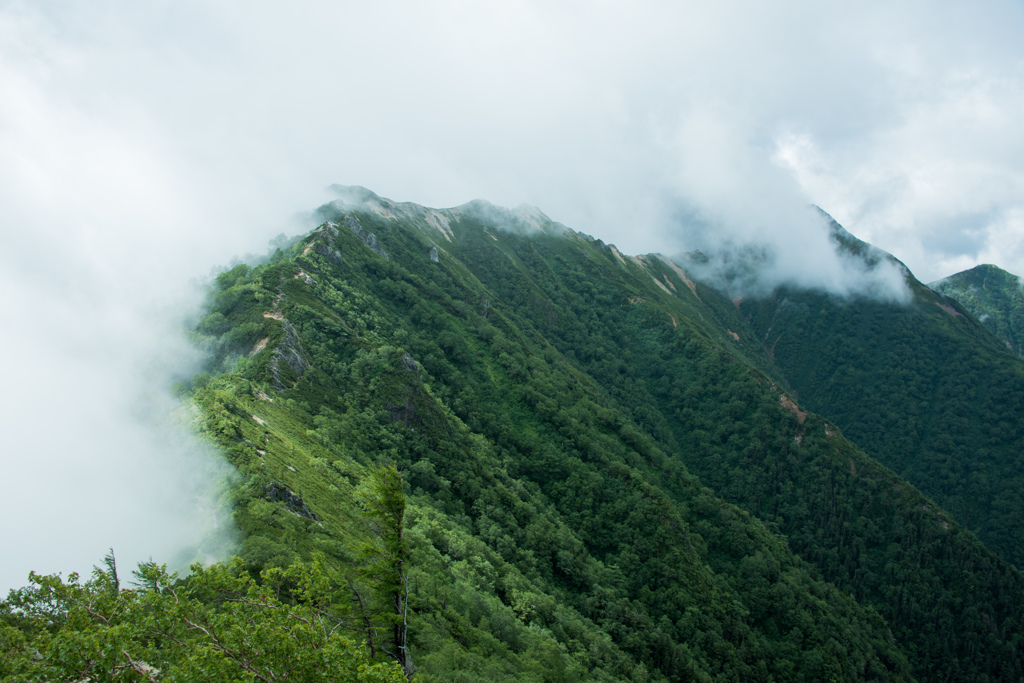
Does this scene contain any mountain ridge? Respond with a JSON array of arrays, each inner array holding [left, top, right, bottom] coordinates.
[[254, 193, 1024, 678], [930, 262, 1024, 356], [7, 190, 1024, 681]]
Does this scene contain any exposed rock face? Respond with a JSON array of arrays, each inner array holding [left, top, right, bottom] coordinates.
[[270, 320, 309, 391], [401, 352, 420, 374], [429, 246, 439, 263], [249, 336, 270, 357], [386, 353, 429, 428], [263, 481, 318, 521], [387, 396, 418, 427], [345, 215, 389, 260], [362, 232, 388, 260], [313, 242, 344, 267]]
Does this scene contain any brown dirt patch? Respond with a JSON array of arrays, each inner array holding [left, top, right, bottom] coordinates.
[[779, 394, 807, 424], [250, 337, 269, 357], [656, 256, 702, 301], [652, 276, 673, 295]]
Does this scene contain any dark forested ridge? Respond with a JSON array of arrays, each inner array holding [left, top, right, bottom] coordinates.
[[431, 202, 1024, 681], [930, 263, 1024, 356], [5, 189, 1024, 682], [739, 217, 1024, 577]]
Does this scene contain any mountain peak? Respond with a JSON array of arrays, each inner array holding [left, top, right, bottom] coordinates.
[[321, 186, 575, 242], [930, 262, 1024, 355]]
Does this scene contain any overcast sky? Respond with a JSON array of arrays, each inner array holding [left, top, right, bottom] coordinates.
[[4, 0, 1024, 590]]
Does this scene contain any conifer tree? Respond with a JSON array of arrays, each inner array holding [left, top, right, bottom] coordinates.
[[354, 463, 412, 677]]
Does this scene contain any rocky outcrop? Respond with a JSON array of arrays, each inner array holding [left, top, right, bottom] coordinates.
[[345, 215, 389, 260], [270, 320, 309, 391], [362, 232, 388, 260], [429, 246, 439, 263], [387, 396, 418, 427], [401, 352, 420, 374], [313, 242, 344, 267], [295, 269, 317, 286], [263, 481, 318, 521]]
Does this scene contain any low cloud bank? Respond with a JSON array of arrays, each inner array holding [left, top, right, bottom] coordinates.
[[668, 203, 912, 303], [0, 271, 238, 592], [651, 103, 911, 302]]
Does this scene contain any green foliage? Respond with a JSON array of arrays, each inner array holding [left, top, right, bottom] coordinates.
[[454, 220, 1024, 680], [739, 276, 1024, 571], [354, 464, 412, 674], [931, 263, 1024, 356], [0, 558, 406, 682], [168, 204, 923, 681], [22, 193, 1024, 680]]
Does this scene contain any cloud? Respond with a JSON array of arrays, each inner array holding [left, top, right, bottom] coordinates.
[[656, 103, 911, 300], [0, 5, 256, 590], [5, 0, 1024, 586], [0, 262, 238, 591]]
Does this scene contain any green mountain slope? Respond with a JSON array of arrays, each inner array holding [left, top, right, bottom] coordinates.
[[180, 192, 919, 681], [167, 188, 1024, 681], [930, 263, 1024, 356], [15, 190, 1021, 680], [737, 215, 1024, 580], [737, 215, 1024, 577], [421, 200, 1024, 681]]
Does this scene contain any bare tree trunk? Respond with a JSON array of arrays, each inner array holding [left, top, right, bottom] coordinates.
[[397, 574, 413, 679]]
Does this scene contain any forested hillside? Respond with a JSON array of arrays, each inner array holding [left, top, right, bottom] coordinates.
[[739, 216, 1024, 575], [5, 189, 1024, 681], [427, 199, 1024, 681], [930, 263, 1024, 356]]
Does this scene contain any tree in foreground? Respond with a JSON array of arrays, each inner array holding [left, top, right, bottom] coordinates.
[[351, 463, 413, 678], [0, 558, 407, 682]]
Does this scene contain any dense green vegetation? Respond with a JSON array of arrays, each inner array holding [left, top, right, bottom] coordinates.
[[443, 207, 1024, 681], [177, 203, 913, 681], [738, 223, 1024, 575], [1, 553, 406, 681], [6, 190, 1024, 681], [930, 263, 1024, 356]]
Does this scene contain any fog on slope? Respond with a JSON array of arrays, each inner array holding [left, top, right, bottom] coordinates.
[[0, 66, 310, 592], [0, 269, 240, 592], [0, 131, 323, 590], [330, 179, 912, 303], [671, 212, 912, 303]]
